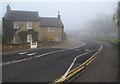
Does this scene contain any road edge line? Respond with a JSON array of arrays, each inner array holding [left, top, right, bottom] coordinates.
[[52, 45, 103, 83]]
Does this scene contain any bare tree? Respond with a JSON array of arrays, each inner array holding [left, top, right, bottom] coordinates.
[[86, 14, 117, 40]]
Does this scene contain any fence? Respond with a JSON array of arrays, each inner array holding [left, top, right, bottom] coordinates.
[[2, 43, 30, 51], [2, 41, 62, 52]]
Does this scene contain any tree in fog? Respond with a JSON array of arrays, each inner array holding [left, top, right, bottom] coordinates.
[[88, 14, 117, 40], [63, 32, 67, 41], [113, 1, 120, 28], [0, 21, 1, 34], [113, 1, 120, 40], [117, 1, 120, 27]]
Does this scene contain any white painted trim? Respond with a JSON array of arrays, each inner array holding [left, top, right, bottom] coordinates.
[[14, 21, 19, 29], [13, 36, 16, 44], [48, 27, 55, 32], [27, 22, 32, 29], [27, 34, 32, 42], [31, 42, 37, 48]]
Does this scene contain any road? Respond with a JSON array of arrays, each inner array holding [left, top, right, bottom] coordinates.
[[2, 41, 117, 82], [73, 41, 118, 82]]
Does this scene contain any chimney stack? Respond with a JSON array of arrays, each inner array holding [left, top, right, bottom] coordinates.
[[7, 4, 11, 12], [58, 11, 61, 20]]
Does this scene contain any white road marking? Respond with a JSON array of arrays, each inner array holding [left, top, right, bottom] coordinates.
[[1, 57, 33, 66], [75, 49, 80, 50], [1, 42, 87, 66], [85, 49, 89, 52], [71, 42, 86, 49], [59, 50, 92, 81], [19, 52, 28, 55], [58, 45, 102, 81], [35, 49, 67, 58], [1, 49, 68, 66], [27, 53, 36, 56]]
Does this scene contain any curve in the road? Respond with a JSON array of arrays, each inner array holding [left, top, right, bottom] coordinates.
[[53, 45, 102, 83], [3, 41, 102, 82]]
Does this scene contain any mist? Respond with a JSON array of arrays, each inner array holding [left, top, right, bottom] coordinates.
[[68, 14, 118, 41], [1, 2, 117, 41]]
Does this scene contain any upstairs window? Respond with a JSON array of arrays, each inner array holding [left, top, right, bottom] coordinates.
[[14, 22, 20, 29], [48, 27, 55, 32], [27, 22, 32, 29]]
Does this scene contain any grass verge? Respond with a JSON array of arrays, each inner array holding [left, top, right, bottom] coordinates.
[[105, 38, 120, 51]]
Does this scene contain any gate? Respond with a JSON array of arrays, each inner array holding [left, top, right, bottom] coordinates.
[[30, 41, 37, 48]]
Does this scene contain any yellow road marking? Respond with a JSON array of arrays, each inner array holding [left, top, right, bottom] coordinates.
[[52, 45, 102, 83], [58, 66, 85, 82]]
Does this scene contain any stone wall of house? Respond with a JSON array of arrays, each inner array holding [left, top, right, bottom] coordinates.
[[38, 27, 63, 42], [13, 21, 39, 43], [2, 20, 14, 44], [14, 21, 39, 32], [3, 20, 63, 44]]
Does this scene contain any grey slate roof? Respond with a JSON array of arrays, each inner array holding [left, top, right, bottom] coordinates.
[[40, 17, 64, 27], [3, 10, 64, 28], [4, 10, 39, 21]]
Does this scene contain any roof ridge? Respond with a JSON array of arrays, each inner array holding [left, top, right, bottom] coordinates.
[[11, 10, 38, 12], [4, 10, 39, 21], [40, 16, 64, 27], [40, 17, 58, 19]]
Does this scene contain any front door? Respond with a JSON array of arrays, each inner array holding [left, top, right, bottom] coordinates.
[[27, 34, 32, 43]]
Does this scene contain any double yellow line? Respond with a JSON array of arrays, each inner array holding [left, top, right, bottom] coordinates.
[[51, 46, 102, 83]]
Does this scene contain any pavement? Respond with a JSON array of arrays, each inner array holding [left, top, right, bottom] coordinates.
[[73, 41, 118, 82]]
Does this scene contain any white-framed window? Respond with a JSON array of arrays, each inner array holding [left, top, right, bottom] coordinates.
[[13, 36, 16, 43], [27, 34, 32, 42], [27, 22, 32, 29], [48, 27, 55, 32], [14, 22, 20, 29]]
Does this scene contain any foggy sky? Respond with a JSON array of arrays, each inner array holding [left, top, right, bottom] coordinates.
[[1, 2, 117, 33]]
